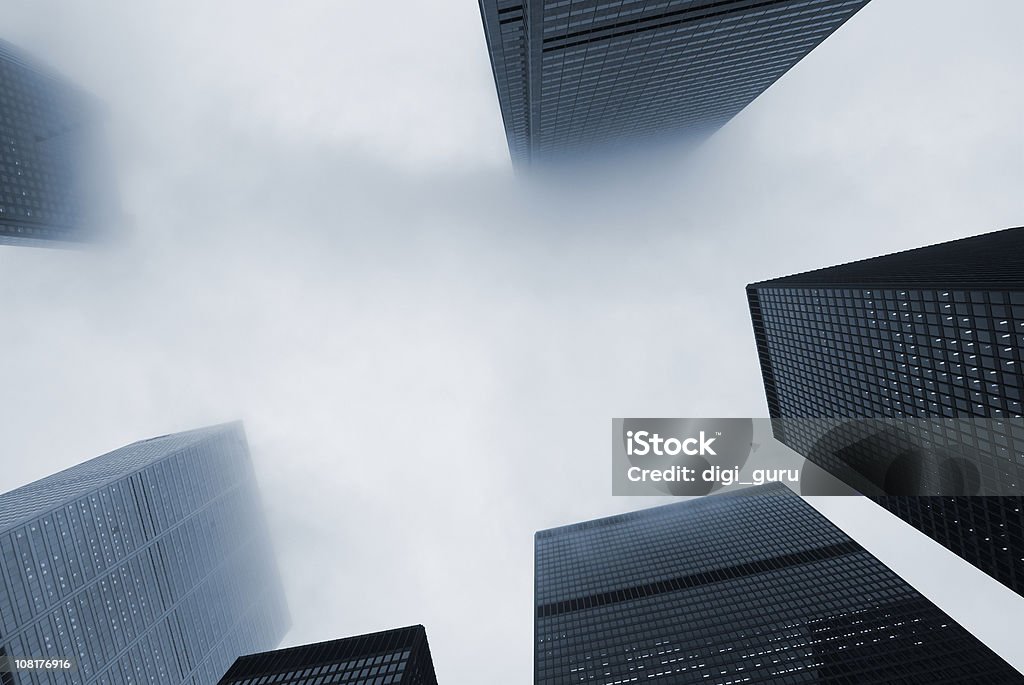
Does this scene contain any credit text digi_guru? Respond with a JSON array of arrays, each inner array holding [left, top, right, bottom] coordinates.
[[624, 430, 798, 487]]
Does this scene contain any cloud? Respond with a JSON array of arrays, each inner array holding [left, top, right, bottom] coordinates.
[[0, 1, 1023, 682]]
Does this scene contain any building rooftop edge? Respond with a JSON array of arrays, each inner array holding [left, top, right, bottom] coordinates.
[[746, 225, 1024, 290], [0, 422, 245, 533]]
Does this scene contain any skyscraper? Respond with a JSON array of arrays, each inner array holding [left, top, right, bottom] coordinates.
[[535, 483, 1020, 683], [0, 423, 288, 684], [478, 0, 871, 167], [747, 226, 1024, 596], [0, 38, 116, 247], [216, 625, 438, 685]]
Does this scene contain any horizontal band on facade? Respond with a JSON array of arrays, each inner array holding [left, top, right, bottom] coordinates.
[[542, 0, 795, 53], [537, 540, 861, 618]]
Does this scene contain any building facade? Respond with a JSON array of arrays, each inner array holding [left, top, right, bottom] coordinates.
[[747, 226, 1024, 596], [0, 39, 116, 246], [0, 424, 288, 685], [216, 625, 437, 685], [478, 0, 871, 167], [535, 483, 1019, 684]]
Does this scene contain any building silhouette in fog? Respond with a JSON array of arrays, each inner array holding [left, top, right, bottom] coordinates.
[[747, 226, 1024, 598], [0, 38, 117, 246], [218, 625, 438, 685], [535, 483, 1019, 683], [478, 0, 871, 167], [0, 423, 288, 684]]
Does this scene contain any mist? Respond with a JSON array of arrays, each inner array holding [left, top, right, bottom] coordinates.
[[1, 1, 1023, 681]]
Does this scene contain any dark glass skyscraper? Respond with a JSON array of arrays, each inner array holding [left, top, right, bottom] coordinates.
[[216, 625, 438, 685], [535, 483, 1020, 683], [0, 423, 288, 684], [747, 226, 1024, 596], [0, 38, 116, 246], [478, 0, 871, 167]]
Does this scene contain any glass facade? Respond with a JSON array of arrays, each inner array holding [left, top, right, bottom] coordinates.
[[216, 625, 437, 685], [747, 225, 1024, 597], [479, 0, 871, 166], [535, 483, 1020, 684], [0, 424, 289, 684], [0, 39, 116, 246]]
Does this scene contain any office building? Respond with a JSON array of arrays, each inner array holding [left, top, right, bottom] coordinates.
[[217, 625, 438, 685], [0, 38, 116, 246], [747, 225, 1024, 595], [535, 483, 1020, 683], [478, 0, 871, 167], [0, 423, 288, 684]]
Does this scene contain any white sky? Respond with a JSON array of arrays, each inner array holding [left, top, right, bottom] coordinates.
[[1, 1, 1023, 681]]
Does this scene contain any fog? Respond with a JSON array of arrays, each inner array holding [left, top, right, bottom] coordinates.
[[1, 1, 1023, 681]]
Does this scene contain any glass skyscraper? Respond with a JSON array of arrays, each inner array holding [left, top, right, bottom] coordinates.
[[0, 38, 116, 247], [478, 0, 871, 167], [747, 226, 1024, 597], [0, 423, 289, 684], [216, 625, 437, 685], [535, 483, 1020, 683]]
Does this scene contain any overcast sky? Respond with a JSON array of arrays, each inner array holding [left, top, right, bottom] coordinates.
[[1, 0, 1024, 681]]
